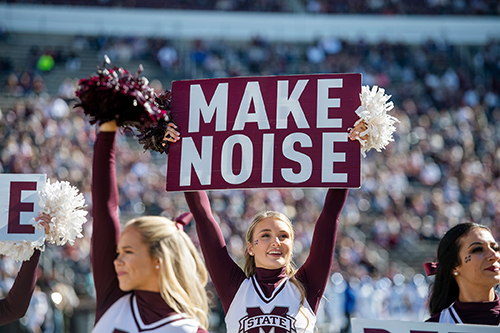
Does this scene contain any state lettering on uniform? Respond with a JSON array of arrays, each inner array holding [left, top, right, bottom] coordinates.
[[240, 307, 295, 332]]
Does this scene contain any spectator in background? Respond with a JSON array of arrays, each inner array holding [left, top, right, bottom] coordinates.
[[18, 71, 33, 95], [65, 52, 81, 72], [57, 77, 78, 101], [4, 73, 23, 96], [45, 97, 70, 119], [246, 36, 270, 74], [20, 285, 51, 332], [157, 41, 179, 73], [190, 39, 207, 68]]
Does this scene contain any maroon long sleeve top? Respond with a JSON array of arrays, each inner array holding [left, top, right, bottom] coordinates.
[[0, 250, 40, 325], [91, 131, 207, 332], [185, 188, 348, 314], [426, 296, 500, 325]]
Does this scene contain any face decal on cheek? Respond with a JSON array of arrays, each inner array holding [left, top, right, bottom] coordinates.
[[251, 218, 293, 270], [455, 228, 500, 298]]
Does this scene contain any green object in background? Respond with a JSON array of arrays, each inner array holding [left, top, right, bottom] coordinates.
[[37, 54, 55, 72]]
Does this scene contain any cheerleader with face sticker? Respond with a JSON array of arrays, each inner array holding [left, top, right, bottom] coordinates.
[[180, 121, 371, 333], [425, 223, 500, 325], [158, 83, 395, 332]]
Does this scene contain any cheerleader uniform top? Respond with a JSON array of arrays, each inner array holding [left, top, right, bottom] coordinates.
[[426, 294, 500, 325], [91, 132, 208, 333], [184, 188, 348, 333], [0, 250, 40, 325]]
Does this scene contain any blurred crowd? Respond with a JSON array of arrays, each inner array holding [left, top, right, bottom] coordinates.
[[1, 18, 500, 333], [1, 0, 499, 15]]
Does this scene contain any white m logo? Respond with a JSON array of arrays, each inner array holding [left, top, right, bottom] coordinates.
[[259, 328, 275, 333]]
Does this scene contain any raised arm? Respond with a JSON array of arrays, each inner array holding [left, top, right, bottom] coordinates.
[[297, 188, 348, 314], [184, 191, 246, 313], [0, 250, 40, 325], [91, 122, 126, 322]]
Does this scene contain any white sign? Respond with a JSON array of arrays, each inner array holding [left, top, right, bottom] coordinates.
[[0, 174, 46, 242], [351, 318, 499, 333]]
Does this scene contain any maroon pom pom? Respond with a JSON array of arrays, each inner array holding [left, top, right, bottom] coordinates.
[[136, 89, 175, 154], [74, 56, 166, 128]]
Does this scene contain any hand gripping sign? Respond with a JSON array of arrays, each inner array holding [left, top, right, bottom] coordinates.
[[0, 174, 87, 261], [167, 73, 364, 191]]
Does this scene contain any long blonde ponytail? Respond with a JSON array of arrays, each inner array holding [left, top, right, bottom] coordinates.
[[125, 216, 209, 329]]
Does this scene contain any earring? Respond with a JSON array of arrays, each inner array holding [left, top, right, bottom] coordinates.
[[156, 265, 160, 269], [249, 252, 253, 256], [453, 271, 458, 276]]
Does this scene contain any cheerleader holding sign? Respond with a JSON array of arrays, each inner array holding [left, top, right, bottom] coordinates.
[[76, 60, 398, 332], [175, 85, 399, 332], [77, 60, 210, 333]]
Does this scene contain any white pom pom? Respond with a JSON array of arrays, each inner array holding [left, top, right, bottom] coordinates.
[[354, 85, 400, 157], [0, 240, 45, 262], [37, 180, 88, 246]]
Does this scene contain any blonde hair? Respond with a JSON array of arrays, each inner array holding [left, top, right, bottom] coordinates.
[[244, 211, 306, 306], [125, 216, 209, 329]]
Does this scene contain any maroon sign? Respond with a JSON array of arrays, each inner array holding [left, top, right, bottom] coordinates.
[[166, 73, 361, 191]]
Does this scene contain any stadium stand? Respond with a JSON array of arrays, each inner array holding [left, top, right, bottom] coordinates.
[[0, 0, 499, 15]]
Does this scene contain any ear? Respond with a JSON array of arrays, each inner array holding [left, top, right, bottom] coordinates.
[[153, 257, 161, 267], [247, 241, 254, 256]]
